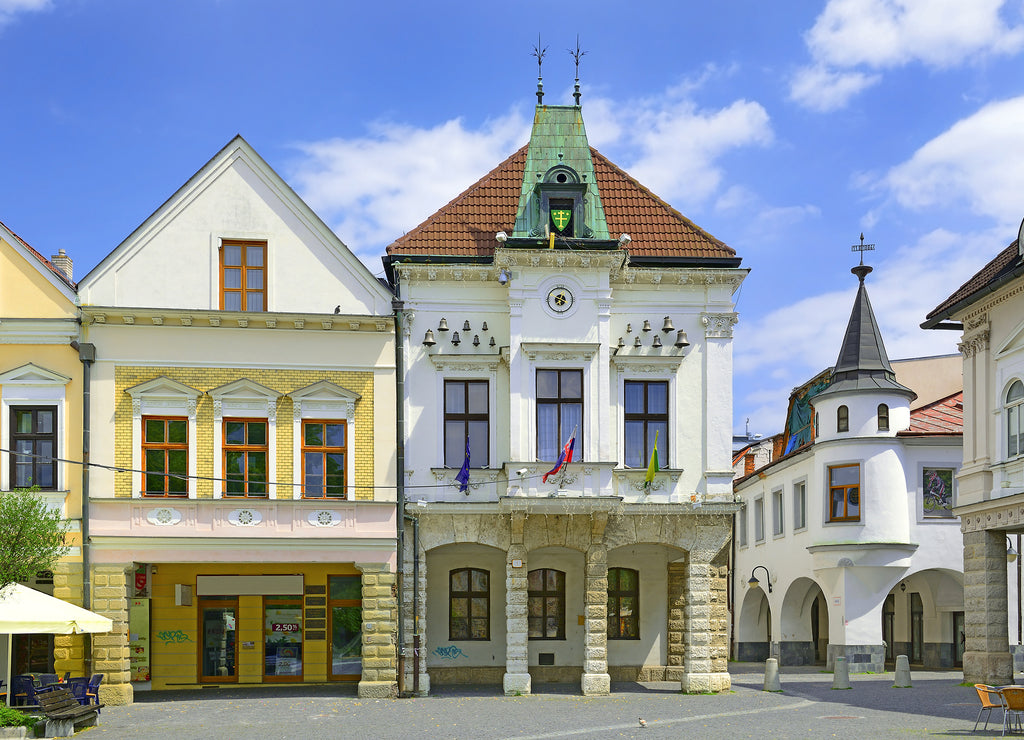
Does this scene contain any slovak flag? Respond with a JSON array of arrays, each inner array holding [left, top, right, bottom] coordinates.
[[543, 429, 576, 483]]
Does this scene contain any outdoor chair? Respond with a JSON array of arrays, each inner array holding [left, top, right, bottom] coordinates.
[[1000, 686, 1024, 736], [85, 674, 104, 711], [67, 677, 88, 705], [62, 671, 70, 683], [975, 684, 1006, 732], [38, 673, 58, 688], [11, 676, 37, 707]]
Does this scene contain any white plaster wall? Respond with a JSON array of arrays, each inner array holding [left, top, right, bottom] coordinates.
[[606, 544, 669, 667], [424, 544, 507, 668]]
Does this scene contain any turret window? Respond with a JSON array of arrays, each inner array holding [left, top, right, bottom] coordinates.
[[827, 463, 860, 522], [877, 404, 889, 431], [837, 405, 849, 433]]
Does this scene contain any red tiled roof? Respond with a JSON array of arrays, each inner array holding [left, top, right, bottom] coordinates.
[[0, 218, 76, 289], [387, 146, 736, 261], [926, 241, 1021, 323], [902, 391, 963, 435]]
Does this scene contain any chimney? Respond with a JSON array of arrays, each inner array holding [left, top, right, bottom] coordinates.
[[50, 249, 73, 281], [744, 452, 756, 476]]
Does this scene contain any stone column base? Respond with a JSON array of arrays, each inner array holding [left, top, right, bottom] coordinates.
[[358, 680, 398, 698], [581, 672, 610, 695], [680, 671, 731, 694], [964, 650, 1013, 687], [97, 683, 134, 706], [503, 672, 531, 696]]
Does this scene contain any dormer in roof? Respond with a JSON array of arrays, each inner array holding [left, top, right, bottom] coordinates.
[[509, 105, 614, 248]]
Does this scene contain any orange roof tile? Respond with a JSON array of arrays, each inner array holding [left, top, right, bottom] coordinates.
[[0, 218, 76, 289], [387, 146, 737, 262], [902, 391, 963, 435], [925, 240, 1023, 325]]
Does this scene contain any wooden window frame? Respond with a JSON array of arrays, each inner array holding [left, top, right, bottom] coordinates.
[[877, 403, 889, 431], [223, 418, 269, 498], [443, 380, 489, 469], [827, 463, 861, 522], [527, 568, 565, 640], [624, 380, 668, 468], [301, 419, 346, 499], [9, 405, 57, 490], [328, 575, 362, 681], [262, 594, 304, 683], [607, 567, 639, 640], [837, 405, 849, 433], [141, 415, 188, 497], [449, 568, 490, 641], [220, 239, 267, 312], [536, 369, 583, 462]]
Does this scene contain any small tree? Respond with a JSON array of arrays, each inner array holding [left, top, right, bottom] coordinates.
[[0, 487, 70, 591]]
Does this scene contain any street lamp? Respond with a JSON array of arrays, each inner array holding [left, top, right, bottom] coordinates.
[[748, 565, 773, 593], [1009, 536, 1018, 563]]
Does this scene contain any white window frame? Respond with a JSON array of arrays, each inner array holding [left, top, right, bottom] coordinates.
[[522, 342, 599, 463], [754, 496, 765, 543], [1005, 379, 1024, 460], [125, 376, 201, 499], [792, 479, 808, 531], [209, 379, 282, 500], [429, 355, 500, 471], [771, 488, 784, 537], [737, 507, 748, 547], [288, 380, 360, 500]]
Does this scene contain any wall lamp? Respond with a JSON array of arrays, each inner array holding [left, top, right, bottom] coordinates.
[[1009, 536, 1018, 563], [748, 565, 772, 593], [498, 268, 511, 285]]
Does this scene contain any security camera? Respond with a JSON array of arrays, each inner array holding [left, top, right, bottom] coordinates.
[[516, 468, 529, 477], [618, 233, 631, 247], [495, 231, 508, 243]]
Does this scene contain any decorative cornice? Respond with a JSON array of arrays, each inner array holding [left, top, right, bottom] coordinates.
[[702, 312, 738, 338], [959, 330, 990, 358], [520, 342, 600, 362], [957, 492, 1024, 533], [428, 354, 503, 371], [610, 353, 684, 372], [80, 307, 393, 333]]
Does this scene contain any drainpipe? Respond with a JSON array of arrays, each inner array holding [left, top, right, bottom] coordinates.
[[75, 340, 96, 676], [411, 513, 419, 696], [392, 272, 408, 695]]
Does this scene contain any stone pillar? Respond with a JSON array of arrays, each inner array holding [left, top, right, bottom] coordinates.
[[666, 563, 686, 681], [400, 528, 429, 696], [90, 564, 133, 706], [581, 545, 610, 695], [963, 529, 1013, 685], [504, 541, 531, 696], [680, 555, 730, 693], [355, 562, 398, 698], [52, 560, 86, 679], [709, 552, 730, 677]]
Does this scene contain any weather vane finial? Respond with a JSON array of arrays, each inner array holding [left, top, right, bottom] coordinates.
[[850, 233, 876, 281], [532, 35, 547, 105], [568, 35, 587, 106]]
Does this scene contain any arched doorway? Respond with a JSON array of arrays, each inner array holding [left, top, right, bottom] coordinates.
[[780, 578, 828, 665]]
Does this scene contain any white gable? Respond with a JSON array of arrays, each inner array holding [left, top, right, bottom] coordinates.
[[0, 363, 71, 386], [78, 136, 393, 316]]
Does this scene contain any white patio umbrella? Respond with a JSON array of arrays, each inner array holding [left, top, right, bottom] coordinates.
[[0, 583, 112, 704]]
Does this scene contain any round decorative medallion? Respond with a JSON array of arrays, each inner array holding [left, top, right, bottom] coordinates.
[[228, 508, 262, 527], [147, 507, 182, 526], [546, 285, 574, 314], [308, 510, 340, 527]]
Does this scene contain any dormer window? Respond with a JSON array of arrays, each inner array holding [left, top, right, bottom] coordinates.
[[535, 165, 591, 240]]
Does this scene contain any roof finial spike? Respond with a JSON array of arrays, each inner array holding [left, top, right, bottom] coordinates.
[[850, 233, 876, 281], [569, 35, 587, 106], [532, 35, 547, 105]]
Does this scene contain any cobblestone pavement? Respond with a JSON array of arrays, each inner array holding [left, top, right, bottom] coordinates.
[[75, 665, 998, 739]]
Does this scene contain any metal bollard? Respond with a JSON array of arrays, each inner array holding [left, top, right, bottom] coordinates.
[[763, 657, 782, 692], [894, 654, 912, 688], [832, 656, 852, 689]]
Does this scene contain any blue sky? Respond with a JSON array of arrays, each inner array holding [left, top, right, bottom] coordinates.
[[3, 0, 1024, 436]]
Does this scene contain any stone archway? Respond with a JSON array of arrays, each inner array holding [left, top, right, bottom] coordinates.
[[736, 586, 771, 662], [779, 577, 828, 665]]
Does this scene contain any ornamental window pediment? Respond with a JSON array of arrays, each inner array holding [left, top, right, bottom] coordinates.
[[0, 363, 71, 387]]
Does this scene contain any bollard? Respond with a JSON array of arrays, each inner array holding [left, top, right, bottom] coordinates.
[[894, 654, 912, 688], [763, 657, 782, 692], [832, 656, 852, 689]]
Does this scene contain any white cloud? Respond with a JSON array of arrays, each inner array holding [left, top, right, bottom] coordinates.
[[792, 0, 1024, 110], [288, 111, 530, 268], [885, 96, 1024, 227], [0, 0, 49, 29]]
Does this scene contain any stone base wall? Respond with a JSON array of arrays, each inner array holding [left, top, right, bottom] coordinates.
[[608, 665, 676, 682], [779, 641, 815, 666], [826, 643, 884, 673], [736, 641, 770, 662], [530, 666, 583, 684], [429, 666, 505, 685], [922, 642, 955, 668]]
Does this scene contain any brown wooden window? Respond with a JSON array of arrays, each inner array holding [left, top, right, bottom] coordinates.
[[223, 419, 268, 497], [220, 240, 266, 312], [142, 416, 187, 497], [302, 420, 345, 499], [10, 406, 57, 490], [877, 404, 889, 431], [624, 380, 668, 468], [449, 568, 489, 640], [827, 463, 860, 522], [837, 405, 849, 433], [537, 370, 582, 462], [607, 567, 639, 640], [444, 380, 488, 468], [528, 568, 565, 639]]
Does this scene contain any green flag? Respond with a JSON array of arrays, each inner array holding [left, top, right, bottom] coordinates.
[[644, 431, 659, 489]]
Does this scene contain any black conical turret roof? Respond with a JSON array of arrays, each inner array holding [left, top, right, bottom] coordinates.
[[816, 264, 916, 401]]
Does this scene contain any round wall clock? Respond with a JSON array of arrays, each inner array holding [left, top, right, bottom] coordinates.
[[546, 285, 574, 313]]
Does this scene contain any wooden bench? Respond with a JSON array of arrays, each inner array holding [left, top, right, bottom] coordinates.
[[36, 687, 103, 738]]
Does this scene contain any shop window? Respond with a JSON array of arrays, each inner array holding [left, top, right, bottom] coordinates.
[[264, 595, 303, 681], [624, 380, 668, 468], [199, 597, 238, 683], [607, 567, 639, 640], [527, 568, 565, 639], [220, 239, 266, 311], [1007, 380, 1024, 458], [444, 380, 489, 469], [10, 406, 56, 489], [142, 416, 188, 497], [329, 576, 362, 680], [302, 420, 346, 499], [449, 568, 489, 641], [537, 370, 582, 462], [223, 419, 268, 497], [828, 463, 860, 522]]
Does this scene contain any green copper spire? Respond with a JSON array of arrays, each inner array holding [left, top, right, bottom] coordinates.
[[511, 105, 610, 244]]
